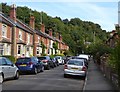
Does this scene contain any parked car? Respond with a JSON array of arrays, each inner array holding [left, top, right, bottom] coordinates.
[[52, 57, 59, 67], [64, 59, 87, 78], [37, 56, 54, 70], [74, 56, 88, 68], [78, 54, 90, 61], [54, 56, 64, 65], [0, 57, 19, 83], [15, 57, 44, 74]]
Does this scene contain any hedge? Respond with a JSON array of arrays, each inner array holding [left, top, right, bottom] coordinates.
[[2, 55, 16, 63]]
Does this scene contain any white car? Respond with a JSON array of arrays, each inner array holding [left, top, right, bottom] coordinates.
[[78, 54, 90, 61], [0, 57, 19, 83], [55, 56, 64, 65]]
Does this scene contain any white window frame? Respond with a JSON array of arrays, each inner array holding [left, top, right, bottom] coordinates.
[[17, 45, 21, 54], [36, 47, 39, 55], [2, 24, 7, 38], [27, 34, 30, 44], [19, 30, 22, 40], [6, 44, 10, 54]]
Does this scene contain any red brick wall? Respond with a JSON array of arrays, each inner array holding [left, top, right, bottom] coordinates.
[[16, 28, 19, 40], [44, 38, 47, 47], [7, 26, 11, 42], [35, 34, 39, 43], [30, 34, 33, 45], [22, 31, 25, 43]]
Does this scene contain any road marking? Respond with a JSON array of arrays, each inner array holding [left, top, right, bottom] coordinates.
[[82, 63, 89, 91]]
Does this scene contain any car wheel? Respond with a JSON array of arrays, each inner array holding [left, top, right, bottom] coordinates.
[[64, 74, 68, 78], [47, 65, 50, 70], [41, 66, 44, 72], [52, 64, 54, 68], [37, 67, 41, 73], [14, 71, 19, 79], [34, 67, 38, 74], [0, 74, 4, 83]]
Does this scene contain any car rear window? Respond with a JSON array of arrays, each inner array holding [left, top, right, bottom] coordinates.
[[16, 58, 31, 62], [68, 60, 83, 66], [0, 58, 3, 65]]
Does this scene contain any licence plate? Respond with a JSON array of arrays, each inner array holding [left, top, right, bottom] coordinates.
[[20, 64, 26, 66], [71, 67, 78, 70]]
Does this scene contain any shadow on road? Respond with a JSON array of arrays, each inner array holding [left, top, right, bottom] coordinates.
[[64, 75, 85, 80]]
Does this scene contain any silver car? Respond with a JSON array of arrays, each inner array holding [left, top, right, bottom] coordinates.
[[64, 59, 87, 78], [0, 57, 19, 83]]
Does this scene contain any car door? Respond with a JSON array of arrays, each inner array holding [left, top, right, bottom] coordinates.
[[34, 57, 40, 69], [5, 58, 16, 78], [1, 58, 10, 78]]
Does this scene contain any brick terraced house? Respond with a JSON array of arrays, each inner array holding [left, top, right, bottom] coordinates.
[[0, 4, 69, 58]]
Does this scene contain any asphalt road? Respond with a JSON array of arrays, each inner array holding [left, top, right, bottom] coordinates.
[[2, 65, 85, 91]]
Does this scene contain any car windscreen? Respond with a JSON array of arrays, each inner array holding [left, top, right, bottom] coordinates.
[[16, 58, 31, 62], [37, 57, 46, 60], [68, 60, 83, 66], [0, 58, 3, 65]]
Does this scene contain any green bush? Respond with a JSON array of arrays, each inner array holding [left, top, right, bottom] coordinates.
[[49, 55, 55, 59], [2, 55, 16, 63]]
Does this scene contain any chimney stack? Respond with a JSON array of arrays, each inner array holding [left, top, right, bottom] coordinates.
[[56, 32, 59, 39], [60, 35, 62, 41], [41, 24, 45, 33], [10, 4, 16, 22], [29, 16, 35, 30], [49, 29, 52, 37]]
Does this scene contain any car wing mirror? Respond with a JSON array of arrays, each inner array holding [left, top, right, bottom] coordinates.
[[11, 64, 14, 67]]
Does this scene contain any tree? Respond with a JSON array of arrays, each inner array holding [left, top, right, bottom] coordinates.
[[41, 41, 46, 55], [108, 38, 120, 91], [53, 42, 58, 54]]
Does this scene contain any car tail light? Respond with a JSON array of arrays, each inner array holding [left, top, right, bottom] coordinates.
[[82, 66, 86, 71], [28, 61, 33, 65], [64, 64, 68, 69], [42, 60, 48, 62], [15, 63, 19, 66]]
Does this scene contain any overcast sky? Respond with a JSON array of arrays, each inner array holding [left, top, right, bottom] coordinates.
[[2, 0, 119, 32]]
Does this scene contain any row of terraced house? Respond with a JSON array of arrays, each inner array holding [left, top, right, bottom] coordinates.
[[0, 4, 69, 58]]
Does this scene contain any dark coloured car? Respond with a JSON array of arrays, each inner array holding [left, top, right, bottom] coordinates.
[[37, 56, 54, 70], [15, 57, 44, 74], [52, 57, 59, 67]]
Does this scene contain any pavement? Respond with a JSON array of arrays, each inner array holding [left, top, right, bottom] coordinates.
[[83, 58, 116, 91]]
